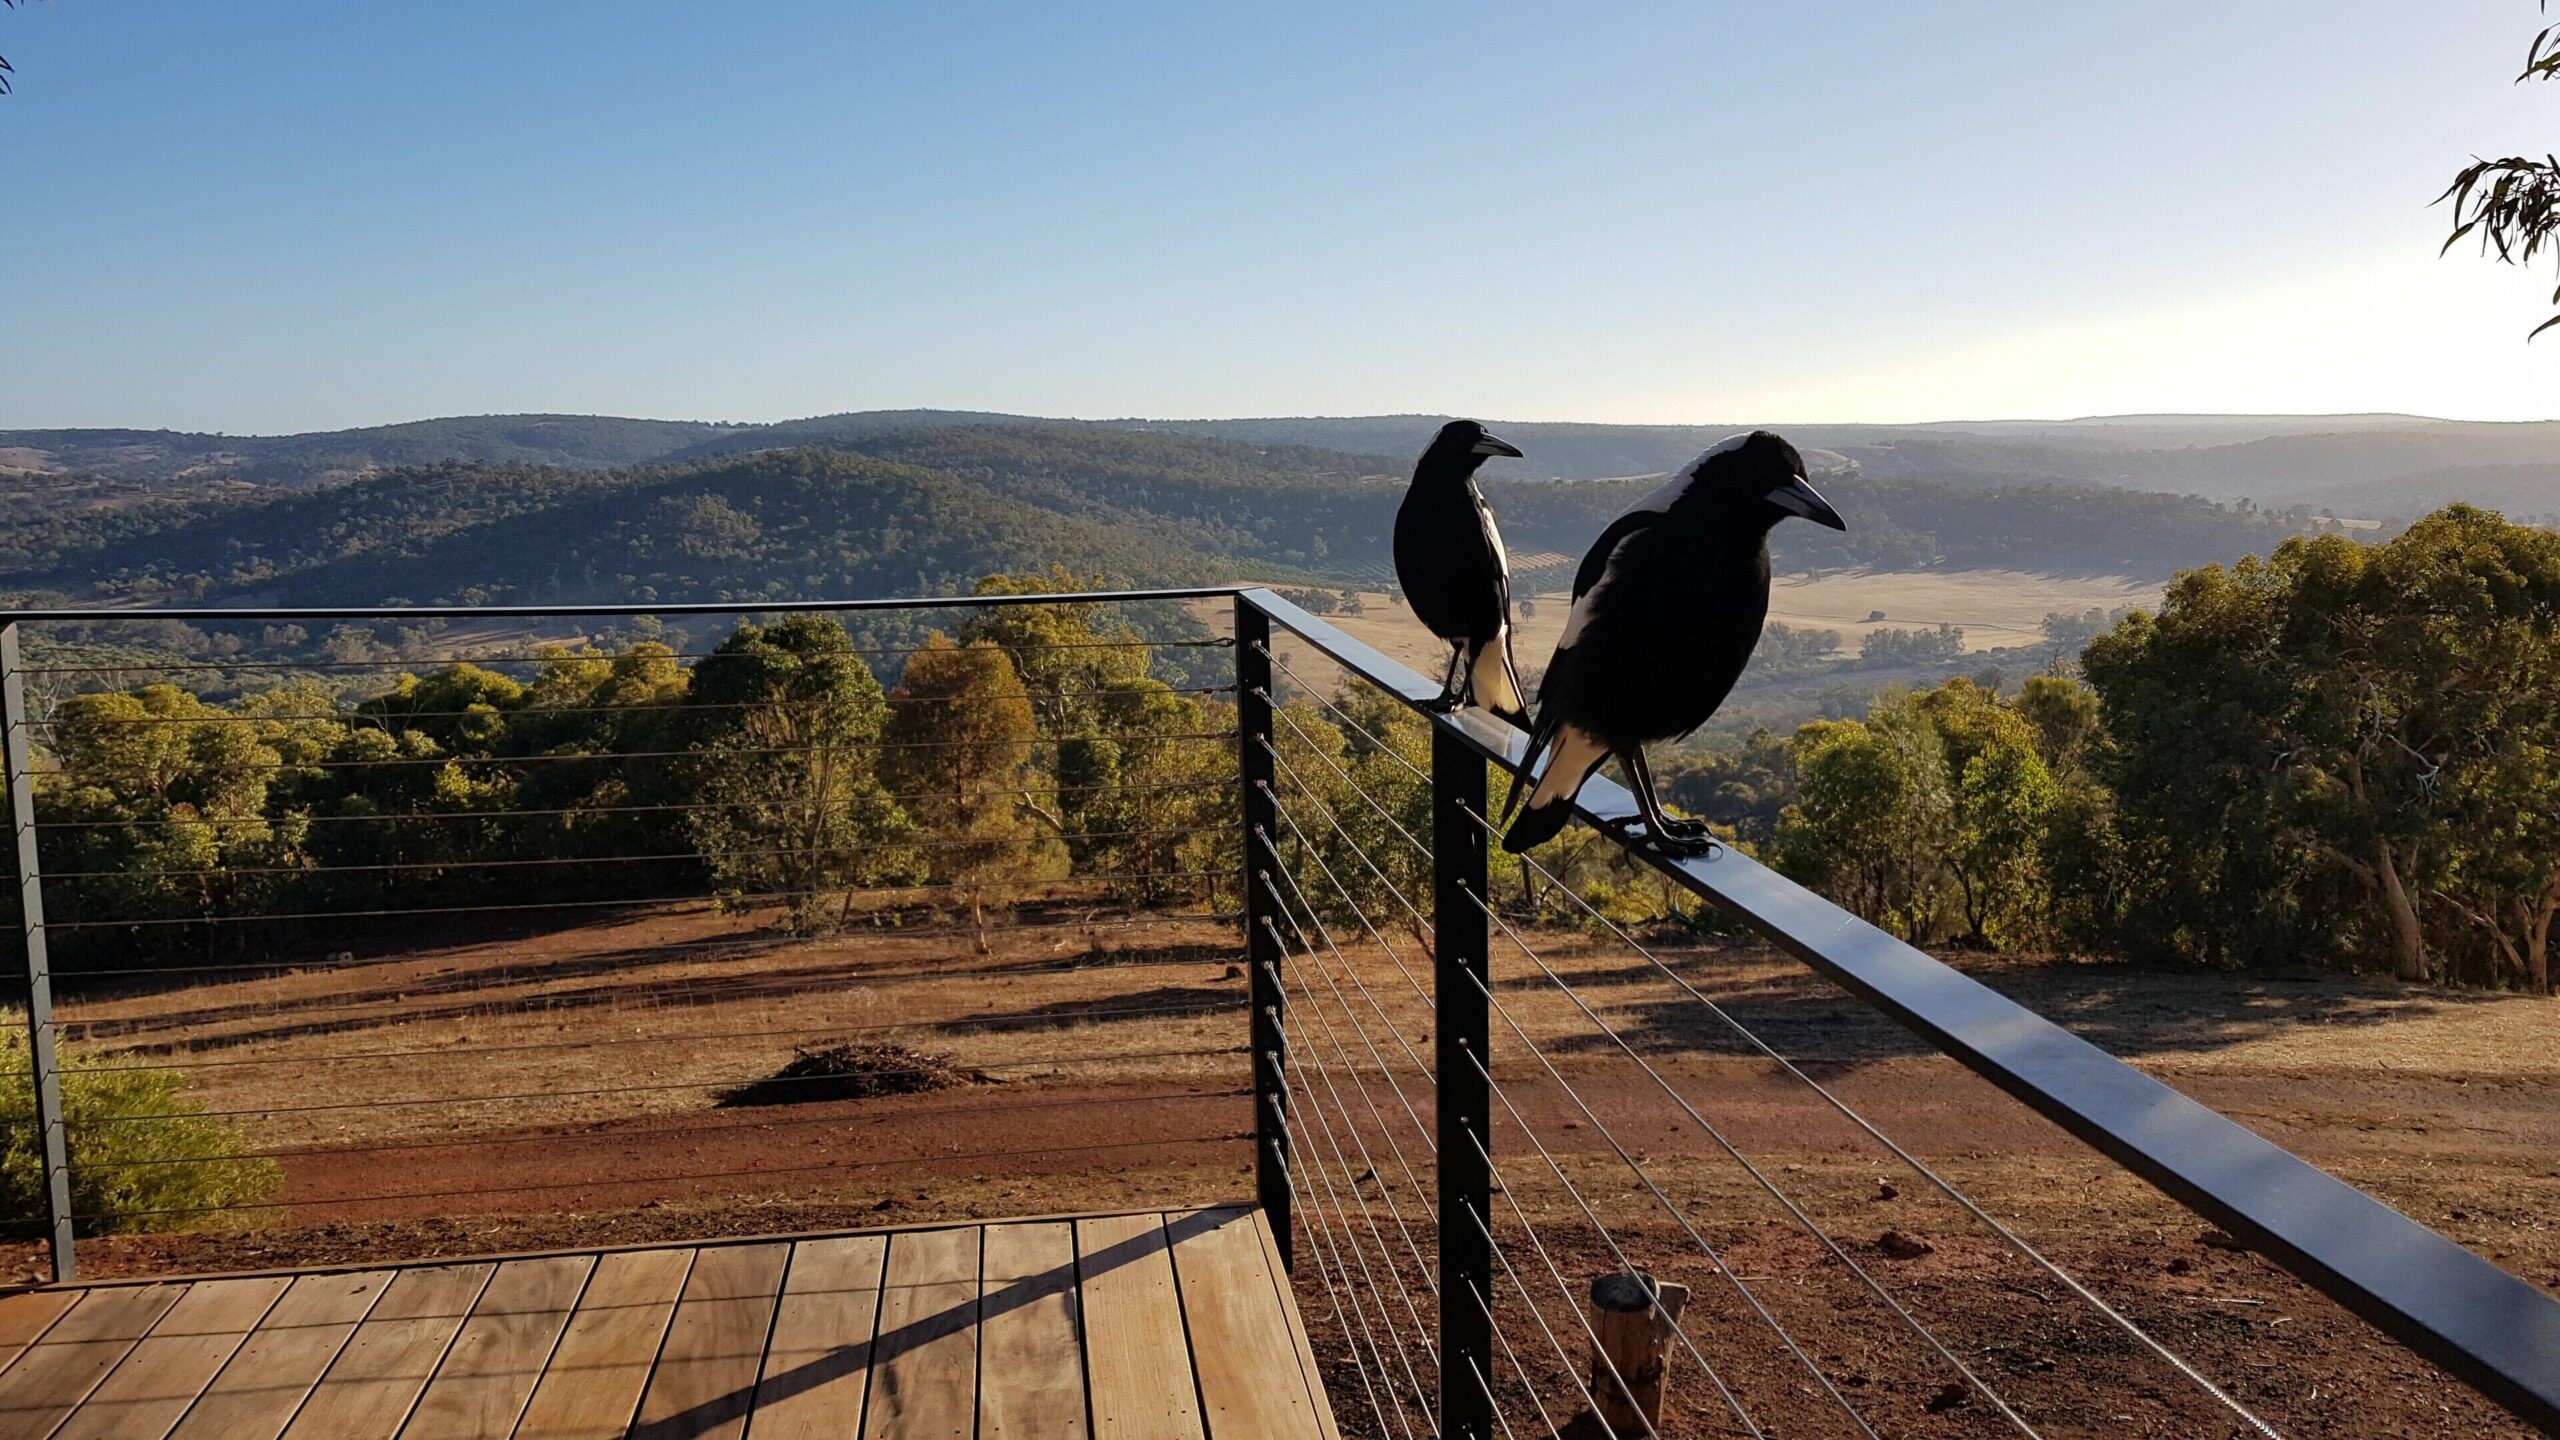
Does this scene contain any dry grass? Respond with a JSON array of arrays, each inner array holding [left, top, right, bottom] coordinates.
[[55, 900, 1252, 1149], [1205, 568, 2164, 683]]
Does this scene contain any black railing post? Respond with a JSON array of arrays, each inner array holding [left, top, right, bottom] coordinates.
[[1, 623, 75, 1283], [1433, 725, 1493, 1440], [1236, 597, 1291, 1271]]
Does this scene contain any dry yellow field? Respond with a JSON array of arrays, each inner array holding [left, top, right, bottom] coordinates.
[[1220, 568, 2165, 676]]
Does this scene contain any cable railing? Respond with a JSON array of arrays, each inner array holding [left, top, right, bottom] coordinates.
[[0, 589, 1256, 1289], [1, 585, 2555, 1437], [1233, 586, 2560, 1440]]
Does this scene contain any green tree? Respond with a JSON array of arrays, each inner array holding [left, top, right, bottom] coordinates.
[[1072, 679, 1236, 908], [1917, 679, 2060, 948], [954, 569, 1149, 711], [1777, 717, 1931, 935], [2087, 507, 2560, 987], [685, 616, 911, 933], [880, 635, 1059, 949]]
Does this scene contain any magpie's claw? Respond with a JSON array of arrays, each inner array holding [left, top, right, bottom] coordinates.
[[1419, 692, 1462, 715]]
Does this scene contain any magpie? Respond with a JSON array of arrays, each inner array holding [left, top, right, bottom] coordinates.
[[1394, 419, 1531, 728], [1502, 431, 1845, 855]]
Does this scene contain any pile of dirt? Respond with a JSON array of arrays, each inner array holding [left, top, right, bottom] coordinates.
[[716, 1043, 994, 1107]]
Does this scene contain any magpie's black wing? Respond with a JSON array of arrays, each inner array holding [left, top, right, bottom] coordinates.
[[1570, 511, 1661, 601], [1472, 484, 1512, 620]]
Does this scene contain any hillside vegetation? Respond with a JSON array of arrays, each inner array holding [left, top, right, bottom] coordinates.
[[0, 423, 2329, 612], [7, 408, 2556, 518]]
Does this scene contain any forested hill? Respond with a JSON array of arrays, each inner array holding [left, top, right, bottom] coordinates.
[[8, 407, 2557, 518], [0, 423, 2327, 610]]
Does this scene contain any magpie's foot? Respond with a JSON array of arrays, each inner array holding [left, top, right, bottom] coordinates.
[[1593, 814, 1722, 857], [1419, 692, 1462, 715]]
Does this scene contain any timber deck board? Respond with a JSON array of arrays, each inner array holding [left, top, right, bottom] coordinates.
[[0, 1208, 1334, 1439]]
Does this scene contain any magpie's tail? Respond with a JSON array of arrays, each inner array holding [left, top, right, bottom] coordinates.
[[1500, 712, 1556, 824], [1465, 631, 1532, 732], [1502, 724, 1610, 853]]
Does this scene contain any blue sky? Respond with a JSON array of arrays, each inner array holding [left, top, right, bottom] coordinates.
[[6, 2, 2560, 431]]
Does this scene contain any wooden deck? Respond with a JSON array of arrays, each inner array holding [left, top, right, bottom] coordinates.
[[0, 1207, 1340, 1440]]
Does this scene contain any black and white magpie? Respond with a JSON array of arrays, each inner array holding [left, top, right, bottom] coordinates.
[[1393, 419, 1531, 728], [1501, 430, 1845, 855]]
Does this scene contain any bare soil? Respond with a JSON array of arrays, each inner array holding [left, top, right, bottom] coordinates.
[[14, 902, 2555, 1438]]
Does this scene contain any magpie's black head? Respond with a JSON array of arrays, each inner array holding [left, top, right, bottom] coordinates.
[[1417, 419, 1524, 478], [1657, 430, 1846, 532]]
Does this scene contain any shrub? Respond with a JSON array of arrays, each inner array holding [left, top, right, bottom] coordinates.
[[0, 1018, 280, 1235]]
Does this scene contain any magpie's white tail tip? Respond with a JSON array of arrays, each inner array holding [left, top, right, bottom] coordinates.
[[1501, 724, 1607, 853]]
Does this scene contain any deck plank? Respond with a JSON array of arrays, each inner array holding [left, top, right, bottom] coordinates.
[[24, 1210, 1337, 1440], [749, 1235, 887, 1440], [1250, 1208, 1345, 1440], [0, 1283, 186, 1439], [398, 1254, 595, 1440], [49, 1276, 292, 1440], [861, 1225, 980, 1440], [628, 1241, 789, 1440], [1076, 1213, 1205, 1440], [279, 1263, 495, 1440], [977, 1221, 1086, 1440], [0, 1290, 81, 1378], [1170, 1208, 1330, 1440], [166, 1271, 395, 1440], [512, 1248, 694, 1440]]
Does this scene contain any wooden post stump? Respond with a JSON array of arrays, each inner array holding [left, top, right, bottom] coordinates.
[[1586, 1271, 1687, 1434]]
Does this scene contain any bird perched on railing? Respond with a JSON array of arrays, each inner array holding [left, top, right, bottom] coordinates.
[[1394, 419, 1531, 729], [1502, 431, 1845, 855]]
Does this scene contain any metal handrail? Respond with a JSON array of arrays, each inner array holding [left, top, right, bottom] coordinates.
[[1234, 583, 2560, 1437]]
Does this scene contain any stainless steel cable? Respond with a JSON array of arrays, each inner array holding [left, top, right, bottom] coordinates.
[[1439, 817, 2041, 1436], [1446, 967, 1878, 1440], [59, 1039, 1241, 1124], [1273, 1133, 1403, 1440], [1253, 645, 1433, 787], [1251, 805, 1438, 1095], [1260, 700, 1434, 866], [1267, 1096, 1432, 1440], [1250, 797, 1583, 1440], [1249, 727, 1737, 1437], [30, 776, 1230, 831], [1263, 974, 1446, 1413], [1253, 847, 1561, 1440], [1474, 816, 2280, 1439], [24, 684, 1237, 724], [42, 988, 1247, 1076], [1255, 907, 1440, 1297], [44, 871, 1231, 930], [44, 824, 1233, 882], [64, 1086, 1247, 1170], [16, 636, 1230, 673]]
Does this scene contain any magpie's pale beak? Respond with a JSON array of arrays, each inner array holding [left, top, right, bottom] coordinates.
[[1770, 474, 1847, 530], [1470, 432, 1524, 459]]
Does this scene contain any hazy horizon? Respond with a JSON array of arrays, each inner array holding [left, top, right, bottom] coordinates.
[[0, 404, 2525, 441]]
